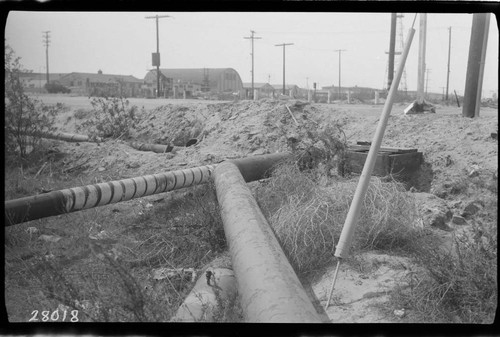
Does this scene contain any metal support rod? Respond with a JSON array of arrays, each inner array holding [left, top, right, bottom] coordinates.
[[334, 26, 415, 259], [214, 160, 322, 322], [324, 259, 341, 309]]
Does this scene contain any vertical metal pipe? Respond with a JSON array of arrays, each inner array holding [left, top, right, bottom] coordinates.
[[334, 27, 416, 259], [214, 161, 322, 322]]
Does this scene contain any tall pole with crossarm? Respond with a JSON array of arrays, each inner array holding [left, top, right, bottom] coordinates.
[[275, 43, 294, 95], [244, 30, 261, 99], [146, 14, 171, 98], [335, 49, 346, 101]]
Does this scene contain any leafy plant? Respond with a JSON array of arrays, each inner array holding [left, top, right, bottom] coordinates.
[[4, 44, 60, 163], [77, 96, 143, 139]]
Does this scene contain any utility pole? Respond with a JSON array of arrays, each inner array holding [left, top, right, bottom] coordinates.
[[425, 68, 431, 95], [387, 13, 397, 90], [463, 13, 490, 118], [42, 31, 50, 85], [275, 43, 294, 95], [335, 49, 346, 101], [446, 27, 452, 101], [244, 30, 262, 99], [145, 14, 171, 98], [417, 13, 427, 105]]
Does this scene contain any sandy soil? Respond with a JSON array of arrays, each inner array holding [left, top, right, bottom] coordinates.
[[36, 95, 498, 322]]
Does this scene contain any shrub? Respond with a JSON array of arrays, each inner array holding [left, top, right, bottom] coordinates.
[[73, 108, 93, 120], [77, 96, 143, 139], [4, 44, 60, 163]]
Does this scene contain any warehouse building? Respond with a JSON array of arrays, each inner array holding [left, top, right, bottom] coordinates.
[[59, 70, 143, 97], [144, 68, 244, 98]]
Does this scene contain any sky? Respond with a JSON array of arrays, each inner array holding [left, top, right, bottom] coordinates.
[[4, 11, 499, 97]]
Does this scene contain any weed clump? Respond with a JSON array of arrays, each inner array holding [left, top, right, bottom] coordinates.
[[394, 215, 497, 323], [77, 96, 143, 140], [257, 161, 420, 276]]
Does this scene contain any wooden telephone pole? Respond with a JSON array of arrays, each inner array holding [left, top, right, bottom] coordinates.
[[463, 13, 490, 118], [244, 30, 262, 99], [275, 43, 294, 95], [335, 49, 346, 101], [146, 15, 171, 98], [446, 27, 452, 101], [42, 31, 50, 85]]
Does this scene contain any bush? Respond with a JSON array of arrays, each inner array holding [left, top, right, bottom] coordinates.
[[4, 44, 60, 163], [77, 96, 143, 139], [73, 108, 93, 120]]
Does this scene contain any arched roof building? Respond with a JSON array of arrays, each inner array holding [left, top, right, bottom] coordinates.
[[144, 68, 243, 93]]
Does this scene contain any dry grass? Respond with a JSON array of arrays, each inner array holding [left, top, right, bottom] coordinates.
[[256, 161, 421, 276]]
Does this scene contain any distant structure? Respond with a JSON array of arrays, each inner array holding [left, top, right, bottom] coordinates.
[[270, 84, 300, 98], [144, 68, 244, 98], [242, 82, 275, 99], [18, 72, 67, 93], [59, 71, 143, 97]]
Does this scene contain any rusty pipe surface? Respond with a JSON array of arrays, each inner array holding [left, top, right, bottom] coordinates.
[[214, 161, 322, 322], [5, 165, 215, 226]]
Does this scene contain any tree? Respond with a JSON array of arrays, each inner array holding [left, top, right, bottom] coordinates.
[[4, 43, 60, 163]]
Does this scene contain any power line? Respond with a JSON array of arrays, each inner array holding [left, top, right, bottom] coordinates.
[[244, 30, 262, 99], [275, 43, 294, 95]]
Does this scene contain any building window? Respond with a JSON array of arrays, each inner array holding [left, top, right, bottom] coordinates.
[[77, 81, 82, 86]]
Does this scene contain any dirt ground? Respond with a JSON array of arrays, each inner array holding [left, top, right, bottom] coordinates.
[[11, 94, 499, 322]]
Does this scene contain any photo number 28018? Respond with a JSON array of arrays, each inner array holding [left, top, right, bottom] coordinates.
[[29, 309, 79, 322]]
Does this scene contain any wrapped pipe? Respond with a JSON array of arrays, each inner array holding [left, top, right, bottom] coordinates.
[[5, 165, 215, 226], [4, 152, 294, 226], [214, 161, 322, 322]]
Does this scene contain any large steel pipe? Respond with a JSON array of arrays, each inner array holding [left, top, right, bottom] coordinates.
[[5, 165, 215, 226], [214, 161, 322, 322]]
